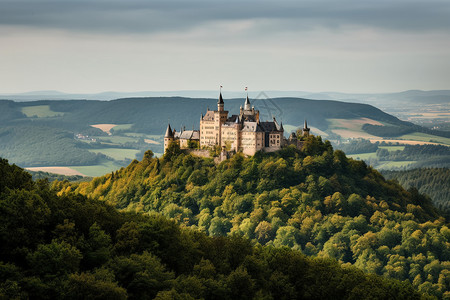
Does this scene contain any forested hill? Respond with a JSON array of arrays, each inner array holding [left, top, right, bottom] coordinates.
[[0, 159, 426, 299], [64, 136, 450, 298], [382, 168, 450, 213], [0, 96, 404, 134]]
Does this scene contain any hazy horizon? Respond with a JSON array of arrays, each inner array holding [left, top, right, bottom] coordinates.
[[1, 1, 450, 94]]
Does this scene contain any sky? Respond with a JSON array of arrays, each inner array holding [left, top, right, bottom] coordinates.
[[1, 0, 450, 94]]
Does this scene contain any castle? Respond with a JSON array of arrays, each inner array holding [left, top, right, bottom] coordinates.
[[164, 92, 310, 156]]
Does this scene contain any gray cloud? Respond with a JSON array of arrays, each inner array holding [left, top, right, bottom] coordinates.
[[0, 0, 449, 34]]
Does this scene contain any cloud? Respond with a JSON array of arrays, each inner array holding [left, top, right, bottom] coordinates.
[[1, 0, 449, 35]]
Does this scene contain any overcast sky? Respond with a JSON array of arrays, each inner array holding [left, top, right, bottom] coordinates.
[[1, 0, 450, 94]]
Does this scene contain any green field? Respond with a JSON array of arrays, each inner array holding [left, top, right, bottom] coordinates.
[[88, 148, 140, 161], [347, 152, 377, 160], [376, 161, 417, 170], [92, 135, 138, 144], [399, 132, 450, 145], [124, 133, 163, 140], [378, 146, 405, 152], [70, 160, 124, 177], [111, 124, 133, 132], [21, 105, 64, 118]]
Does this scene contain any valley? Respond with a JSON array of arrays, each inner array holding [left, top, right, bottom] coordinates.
[[1, 94, 448, 176]]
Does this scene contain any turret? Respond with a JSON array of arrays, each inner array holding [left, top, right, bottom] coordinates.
[[244, 95, 251, 111], [218, 92, 224, 112], [164, 123, 174, 153], [302, 119, 310, 137]]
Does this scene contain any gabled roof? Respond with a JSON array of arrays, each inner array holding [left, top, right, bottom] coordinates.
[[259, 121, 283, 132], [202, 110, 215, 121], [227, 114, 240, 122], [179, 130, 200, 140]]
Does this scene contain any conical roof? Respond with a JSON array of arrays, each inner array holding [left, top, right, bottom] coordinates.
[[304, 119, 309, 129], [218, 92, 224, 104], [244, 95, 251, 110], [164, 124, 174, 138]]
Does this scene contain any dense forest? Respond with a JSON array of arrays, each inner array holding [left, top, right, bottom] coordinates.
[[383, 168, 450, 213], [61, 136, 450, 298], [336, 140, 450, 170], [0, 158, 428, 299], [334, 139, 380, 154]]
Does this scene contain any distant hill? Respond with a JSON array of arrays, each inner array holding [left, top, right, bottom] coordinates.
[[0, 97, 406, 134], [382, 168, 450, 212], [2, 89, 450, 105], [0, 96, 447, 173]]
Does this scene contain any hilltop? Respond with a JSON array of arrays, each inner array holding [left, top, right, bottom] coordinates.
[[0, 157, 427, 299], [61, 136, 450, 298]]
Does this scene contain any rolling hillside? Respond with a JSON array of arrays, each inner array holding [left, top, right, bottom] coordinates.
[[0, 97, 448, 176], [60, 137, 450, 298]]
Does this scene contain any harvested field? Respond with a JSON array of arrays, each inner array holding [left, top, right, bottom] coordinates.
[[144, 139, 160, 145], [332, 129, 378, 139], [26, 167, 85, 176], [90, 124, 117, 134], [328, 118, 383, 139]]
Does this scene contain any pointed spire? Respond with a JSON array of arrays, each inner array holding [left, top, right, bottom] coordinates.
[[164, 124, 174, 138], [304, 119, 309, 129], [217, 85, 224, 104], [244, 89, 251, 111], [280, 122, 284, 131]]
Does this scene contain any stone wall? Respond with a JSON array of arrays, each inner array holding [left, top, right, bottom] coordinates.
[[183, 149, 211, 158]]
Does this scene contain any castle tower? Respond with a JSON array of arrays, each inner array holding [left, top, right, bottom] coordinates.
[[164, 123, 174, 153], [302, 120, 310, 137], [214, 91, 228, 147], [244, 94, 251, 111], [218, 91, 224, 112]]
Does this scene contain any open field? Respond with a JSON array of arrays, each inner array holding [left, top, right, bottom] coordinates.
[[379, 146, 405, 152], [90, 124, 117, 134], [21, 105, 64, 118], [88, 148, 140, 160], [26, 166, 85, 176], [398, 132, 450, 146], [112, 124, 133, 132], [328, 118, 382, 139], [91, 135, 138, 144], [70, 160, 124, 177], [376, 161, 417, 170], [144, 139, 160, 145], [348, 152, 377, 160], [368, 139, 441, 146], [124, 133, 162, 139]]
